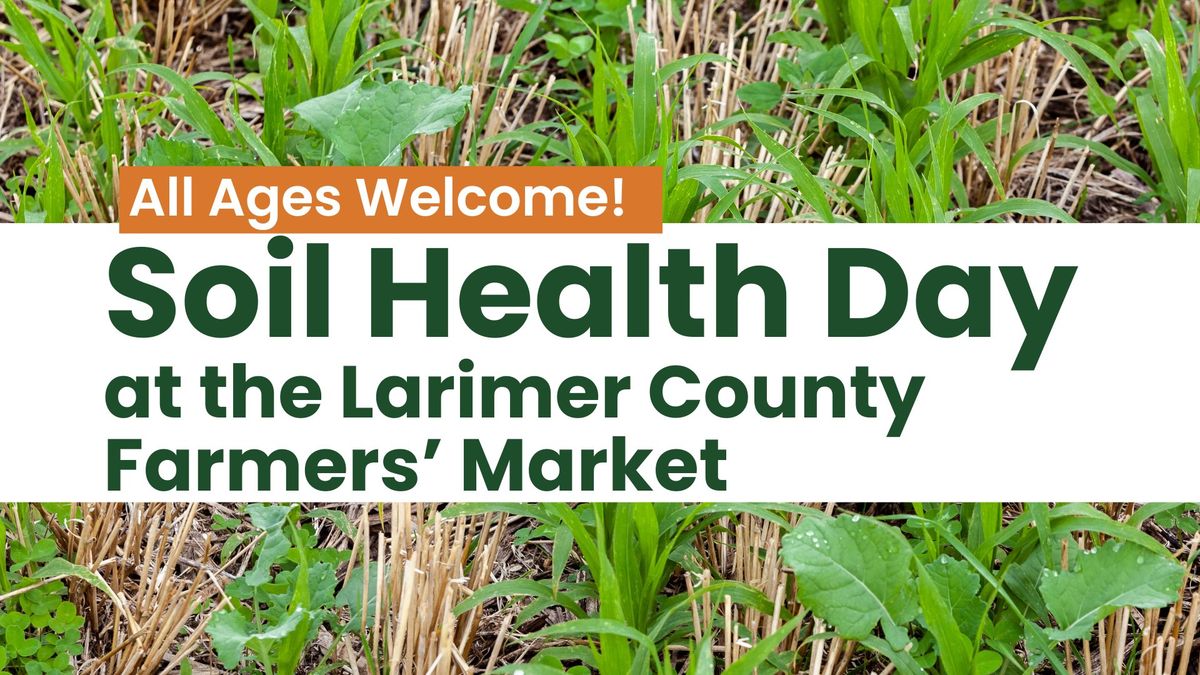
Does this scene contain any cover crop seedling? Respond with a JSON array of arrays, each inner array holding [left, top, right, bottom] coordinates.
[[782, 503, 1189, 675]]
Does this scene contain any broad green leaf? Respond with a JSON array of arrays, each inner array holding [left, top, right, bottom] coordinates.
[[15, 539, 58, 565], [206, 607, 308, 669], [780, 514, 917, 639], [1040, 540, 1185, 640], [133, 137, 231, 167], [244, 504, 295, 588], [204, 607, 248, 662], [336, 561, 382, 626], [924, 555, 986, 641], [1002, 548, 1048, 617], [736, 82, 784, 112], [545, 33, 593, 64], [294, 78, 472, 165], [973, 650, 1003, 675]]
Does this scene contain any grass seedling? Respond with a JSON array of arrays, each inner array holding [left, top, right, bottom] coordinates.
[[483, 31, 745, 221], [755, 87, 1075, 222], [0, 0, 138, 220], [451, 502, 809, 673], [805, 0, 1116, 129], [1131, 0, 1200, 221]]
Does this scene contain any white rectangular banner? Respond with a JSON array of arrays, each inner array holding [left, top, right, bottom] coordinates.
[[0, 223, 1195, 501]]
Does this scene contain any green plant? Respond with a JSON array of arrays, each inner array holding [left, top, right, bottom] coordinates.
[[293, 78, 473, 165], [0, 0, 141, 221], [0, 526, 85, 675], [128, 0, 471, 169], [1062, 0, 1148, 72], [753, 90, 1077, 222], [504, 0, 638, 73], [1142, 502, 1200, 535], [205, 504, 353, 675], [780, 503, 1188, 675], [740, 0, 1128, 222], [1131, 0, 1200, 222], [0, 505, 121, 675], [243, 0, 386, 101], [1063, 0, 1145, 31], [0, 586, 84, 675], [797, 0, 1116, 128], [131, 68, 473, 168], [450, 502, 808, 673], [487, 32, 744, 221]]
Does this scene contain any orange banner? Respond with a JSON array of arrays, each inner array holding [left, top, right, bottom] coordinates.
[[118, 166, 663, 233]]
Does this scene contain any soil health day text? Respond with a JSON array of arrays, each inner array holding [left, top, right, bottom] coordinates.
[[102, 238, 1077, 494]]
